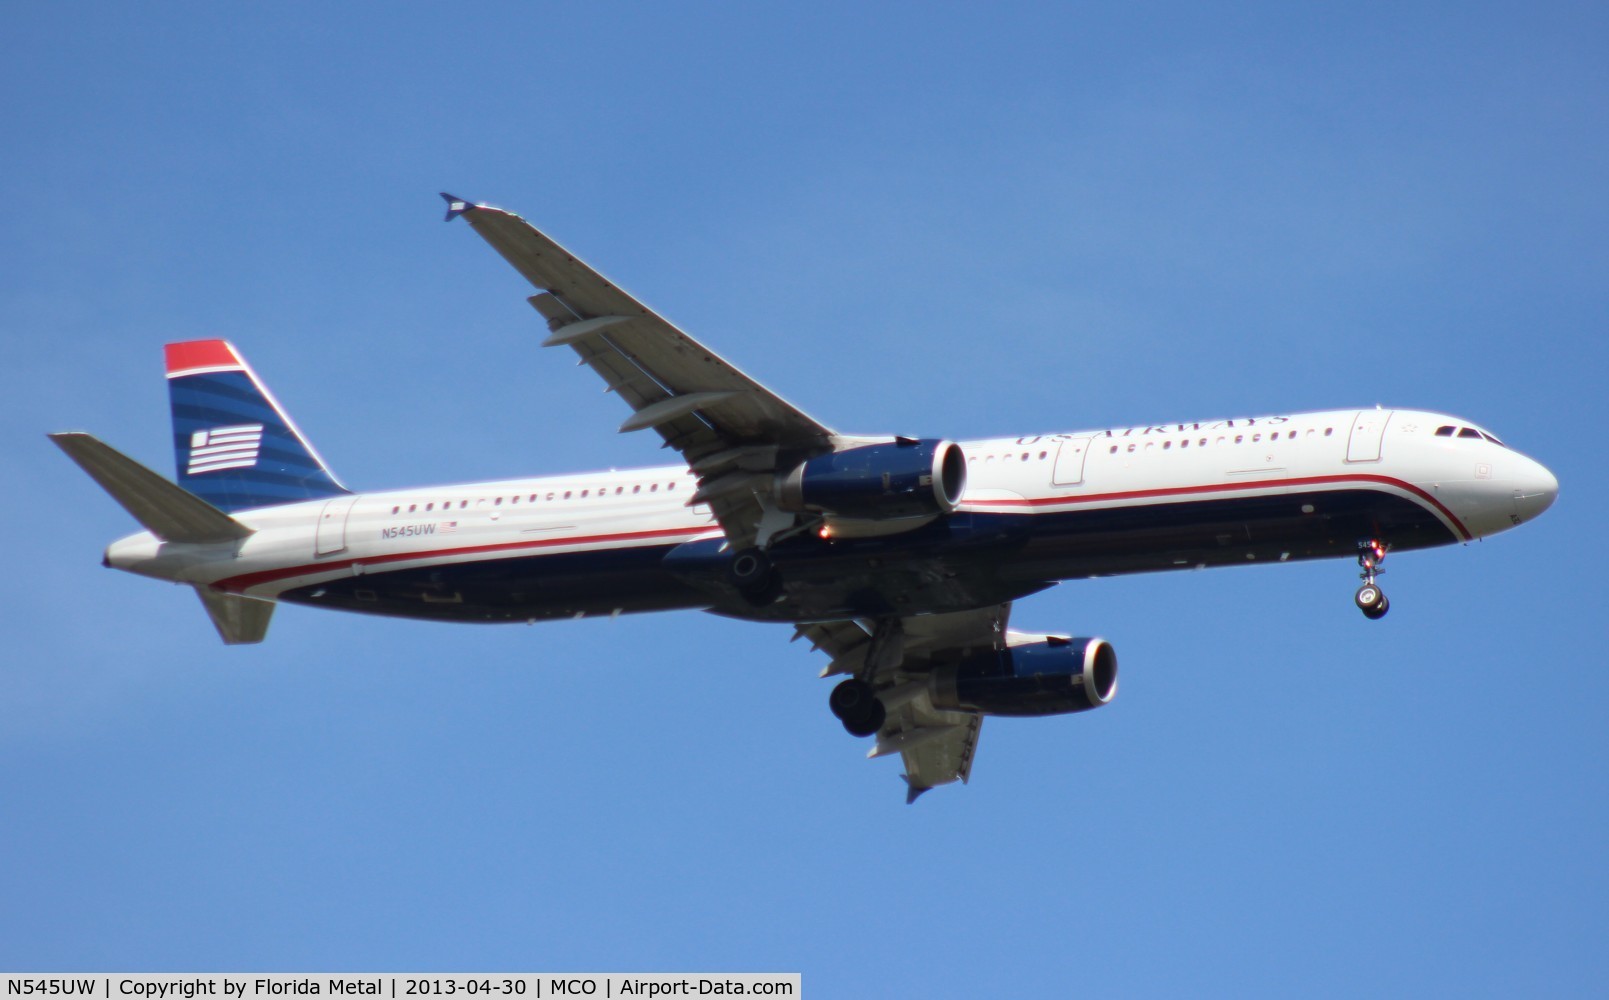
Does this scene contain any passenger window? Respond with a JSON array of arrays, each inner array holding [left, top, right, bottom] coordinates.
[[651, 483, 659, 492], [1163, 441, 1172, 450], [390, 506, 399, 515], [1235, 435, 1244, 444], [426, 503, 434, 512], [668, 483, 676, 491], [408, 504, 417, 513], [633, 485, 641, 494], [564, 491, 572, 499], [1109, 446, 1118, 454], [1324, 428, 1334, 437], [495, 497, 503, 506]]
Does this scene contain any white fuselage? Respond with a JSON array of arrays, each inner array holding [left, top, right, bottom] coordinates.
[[104, 408, 1558, 622]]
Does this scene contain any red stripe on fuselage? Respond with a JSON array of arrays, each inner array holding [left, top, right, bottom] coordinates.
[[217, 475, 1468, 595], [962, 474, 1472, 540], [214, 525, 720, 594]]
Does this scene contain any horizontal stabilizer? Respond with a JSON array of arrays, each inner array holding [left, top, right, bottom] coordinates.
[[195, 586, 273, 644], [49, 432, 252, 544]]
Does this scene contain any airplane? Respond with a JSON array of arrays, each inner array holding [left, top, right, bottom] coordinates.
[[50, 194, 1560, 801]]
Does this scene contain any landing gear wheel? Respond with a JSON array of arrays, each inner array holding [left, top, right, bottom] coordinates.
[[1354, 538, 1391, 620], [728, 548, 779, 605], [842, 701, 886, 738], [1355, 584, 1389, 619], [829, 679, 886, 737]]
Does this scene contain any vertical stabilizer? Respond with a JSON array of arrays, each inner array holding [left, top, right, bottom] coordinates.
[[166, 340, 350, 513]]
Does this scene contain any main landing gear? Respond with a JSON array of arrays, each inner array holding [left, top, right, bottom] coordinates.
[[829, 678, 886, 737], [1354, 539, 1390, 620]]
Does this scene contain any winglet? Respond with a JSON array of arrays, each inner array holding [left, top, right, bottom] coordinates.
[[902, 775, 931, 805], [440, 192, 474, 222]]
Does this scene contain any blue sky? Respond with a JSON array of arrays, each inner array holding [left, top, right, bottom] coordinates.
[[4, 2, 1606, 994]]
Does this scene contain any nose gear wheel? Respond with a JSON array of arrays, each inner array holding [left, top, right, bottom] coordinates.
[[1355, 539, 1391, 619]]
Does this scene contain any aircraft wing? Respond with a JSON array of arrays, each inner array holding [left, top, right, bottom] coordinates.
[[445, 195, 836, 549], [798, 604, 1010, 802]]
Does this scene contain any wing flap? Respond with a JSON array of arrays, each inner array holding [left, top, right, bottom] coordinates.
[[446, 195, 836, 549], [800, 605, 1009, 800], [896, 715, 984, 803], [448, 196, 831, 447]]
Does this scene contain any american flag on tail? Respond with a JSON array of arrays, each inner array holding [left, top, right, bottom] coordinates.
[[186, 424, 264, 475]]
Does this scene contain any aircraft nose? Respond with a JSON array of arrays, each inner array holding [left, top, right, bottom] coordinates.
[[1512, 456, 1559, 523]]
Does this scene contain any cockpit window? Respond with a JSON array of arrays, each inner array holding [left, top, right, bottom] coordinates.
[[1458, 428, 1482, 439], [1481, 432, 1506, 447], [1434, 426, 1456, 437]]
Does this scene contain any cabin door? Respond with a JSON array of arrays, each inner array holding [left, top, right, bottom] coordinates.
[[315, 496, 360, 556], [1345, 410, 1395, 463]]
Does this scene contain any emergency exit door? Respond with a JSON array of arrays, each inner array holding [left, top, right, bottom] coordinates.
[[1052, 437, 1092, 486]]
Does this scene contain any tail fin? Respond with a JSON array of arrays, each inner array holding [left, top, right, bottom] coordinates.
[[165, 340, 350, 513]]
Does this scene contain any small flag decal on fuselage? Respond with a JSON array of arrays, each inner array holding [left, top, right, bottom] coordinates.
[[187, 424, 264, 475]]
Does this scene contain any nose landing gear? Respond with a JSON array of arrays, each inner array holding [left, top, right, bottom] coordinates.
[[1355, 539, 1390, 620]]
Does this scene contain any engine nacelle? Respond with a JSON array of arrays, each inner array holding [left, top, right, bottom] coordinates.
[[928, 637, 1118, 717], [776, 438, 966, 520]]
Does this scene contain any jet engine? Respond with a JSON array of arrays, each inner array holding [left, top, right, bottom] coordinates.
[[776, 438, 966, 521], [928, 637, 1117, 717]]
